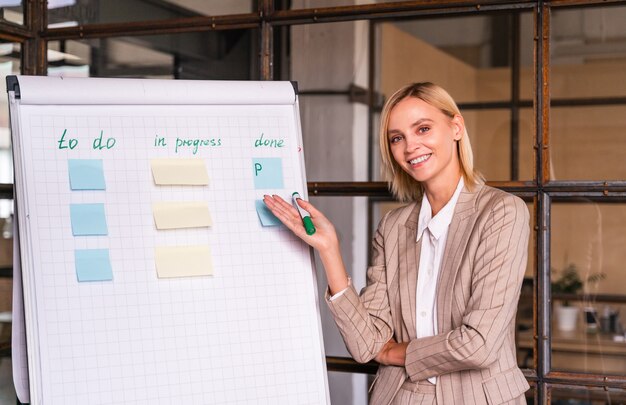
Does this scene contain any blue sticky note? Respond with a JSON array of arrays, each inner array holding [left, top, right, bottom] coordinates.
[[252, 158, 284, 189], [68, 159, 106, 190], [255, 199, 282, 227], [70, 203, 108, 236], [75, 249, 113, 282]]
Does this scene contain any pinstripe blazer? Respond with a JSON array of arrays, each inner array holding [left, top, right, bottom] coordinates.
[[327, 183, 530, 405]]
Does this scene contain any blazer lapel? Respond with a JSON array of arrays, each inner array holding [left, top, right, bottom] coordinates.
[[436, 183, 482, 332], [398, 202, 421, 340]]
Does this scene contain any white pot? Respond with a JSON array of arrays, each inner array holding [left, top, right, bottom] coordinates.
[[555, 305, 579, 332]]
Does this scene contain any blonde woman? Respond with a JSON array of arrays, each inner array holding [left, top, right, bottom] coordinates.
[[264, 82, 530, 405]]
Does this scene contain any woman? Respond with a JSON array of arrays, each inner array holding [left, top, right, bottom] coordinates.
[[264, 82, 530, 405]]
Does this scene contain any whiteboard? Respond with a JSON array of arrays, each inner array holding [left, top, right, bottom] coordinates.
[[8, 75, 330, 405]]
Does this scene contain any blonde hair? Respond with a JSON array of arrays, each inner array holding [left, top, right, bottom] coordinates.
[[379, 82, 483, 202]]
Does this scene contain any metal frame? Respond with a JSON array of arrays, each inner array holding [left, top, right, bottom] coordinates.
[[2, 0, 626, 402]]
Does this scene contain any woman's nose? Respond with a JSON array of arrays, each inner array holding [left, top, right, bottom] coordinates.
[[405, 134, 420, 152]]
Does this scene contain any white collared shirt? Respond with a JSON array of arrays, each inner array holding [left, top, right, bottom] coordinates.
[[415, 177, 464, 384]]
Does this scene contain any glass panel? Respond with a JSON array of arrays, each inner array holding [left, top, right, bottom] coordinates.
[[551, 202, 626, 375], [371, 110, 381, 182], [377, 12, 533, 103], [519, 108, 534, 181], [371, 200, 403, 231], [375, 12, 534, 182], [469, 110, 511, 182], [311, 195, 369, 349], [550, 5, 626, 179], [47, 0, 253, 27], [0, 41, 20, 212], [551, 5, 626, 100], [284, 21, 369, 182], [0, 200, 15, 394], [309, 196, 369, 405], [47, 29, 260, 80], [0, 1, 23, 25], [550, 105, 626, 181], [550, 384, 626, 404], [525, 383, 537, 405], [0, 40, 19, 405], [517, 202, 535, 370], [327, 371, 368, 405]]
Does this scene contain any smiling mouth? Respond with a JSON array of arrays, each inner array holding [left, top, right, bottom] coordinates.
[[408, 154, 431, 165]]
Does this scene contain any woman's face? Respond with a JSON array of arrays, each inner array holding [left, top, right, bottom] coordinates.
[[387, 96, 463, 190]]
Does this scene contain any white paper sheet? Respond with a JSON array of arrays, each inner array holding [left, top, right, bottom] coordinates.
[[8, 76, 329, 405]]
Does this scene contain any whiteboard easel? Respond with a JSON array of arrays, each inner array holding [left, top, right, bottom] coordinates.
[[8, 75, 330, 405]]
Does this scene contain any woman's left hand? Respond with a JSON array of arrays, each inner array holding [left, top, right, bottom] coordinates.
[[375, 339, 408, 366]]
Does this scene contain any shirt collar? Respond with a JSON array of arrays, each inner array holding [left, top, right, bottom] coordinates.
[[417, 177, 465, 241]]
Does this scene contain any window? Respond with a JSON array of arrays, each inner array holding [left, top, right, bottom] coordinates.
[[2, 1, 626, 403]]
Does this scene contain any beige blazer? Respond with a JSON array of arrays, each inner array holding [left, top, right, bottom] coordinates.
[[327, 184, 530, 405]]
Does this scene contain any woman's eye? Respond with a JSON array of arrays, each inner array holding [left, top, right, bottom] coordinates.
[[418, 126, 430, 134], [389, 135, 403, 144]]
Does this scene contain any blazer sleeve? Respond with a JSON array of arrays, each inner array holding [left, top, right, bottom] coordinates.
[[325, 211, 395, 363], [404, 194, 530, 381]]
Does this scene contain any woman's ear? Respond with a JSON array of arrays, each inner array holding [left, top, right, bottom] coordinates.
[[451, 114, 465, 141]]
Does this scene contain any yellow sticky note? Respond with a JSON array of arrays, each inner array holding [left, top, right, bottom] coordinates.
[[151, 158, 209, 185], [155, 246, 213, 278], [153, 202, 212, 230]]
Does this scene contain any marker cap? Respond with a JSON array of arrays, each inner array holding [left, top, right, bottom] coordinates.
[[303, 216, 316, 235]]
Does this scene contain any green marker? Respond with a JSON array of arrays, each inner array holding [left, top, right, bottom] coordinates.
[[292, 192, 316, 235]]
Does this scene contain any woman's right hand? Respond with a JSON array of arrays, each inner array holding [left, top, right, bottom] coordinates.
[[262, 194, 339, 254]]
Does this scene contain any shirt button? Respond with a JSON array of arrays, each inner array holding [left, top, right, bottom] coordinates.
[[421, 311, 427, 317]]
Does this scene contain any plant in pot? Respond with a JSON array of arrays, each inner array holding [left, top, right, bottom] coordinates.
[[552, 263, 605, 332]]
